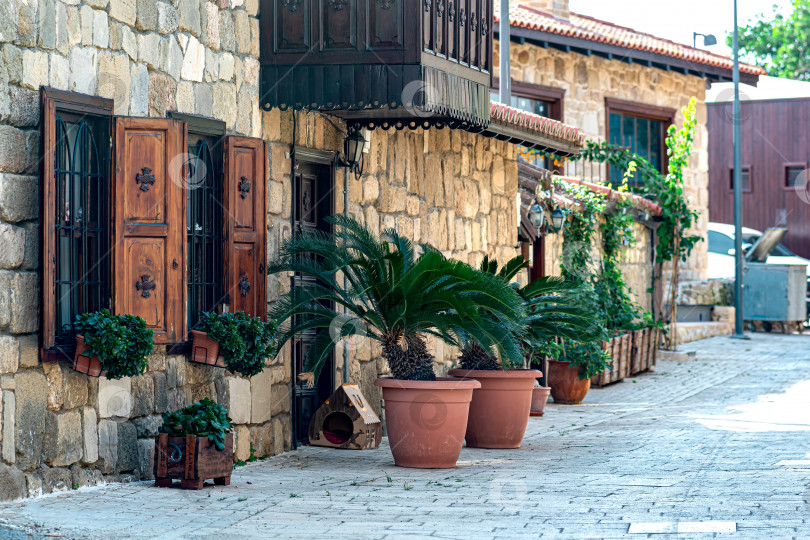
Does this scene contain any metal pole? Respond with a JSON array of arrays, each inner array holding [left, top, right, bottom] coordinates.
[[343, 165, 351, 381], [732, 0, 746, 338], [499, 0, 511, 104]]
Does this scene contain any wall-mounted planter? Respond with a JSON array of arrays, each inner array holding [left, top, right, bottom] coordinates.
[[73, 335, 103, 377], [190, 330, 226, 368]]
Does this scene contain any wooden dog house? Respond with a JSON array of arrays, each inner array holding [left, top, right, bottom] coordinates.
[[308, 383, 382, 450]]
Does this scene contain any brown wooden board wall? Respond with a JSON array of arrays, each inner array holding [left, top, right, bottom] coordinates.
[[708, 99, 810, 258]]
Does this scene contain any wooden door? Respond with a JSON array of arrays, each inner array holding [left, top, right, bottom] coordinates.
[[292, 159, 335, 445]]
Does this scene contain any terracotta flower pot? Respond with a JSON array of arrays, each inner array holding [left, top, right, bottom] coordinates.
[[530, 386, 551, 416], [548, 360, 591, 405], [374, 377, 480, 468], [190, 330, 226, 368], [447, 369, 542, 449], [73, 335, 104, 377]]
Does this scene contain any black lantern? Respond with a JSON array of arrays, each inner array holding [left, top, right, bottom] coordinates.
[[550, 207, 566, 232], [343, 129, 366, 171], [528, 200, 545, 232]]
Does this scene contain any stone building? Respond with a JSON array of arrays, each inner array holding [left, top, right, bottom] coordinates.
[[495, 0, 765, 283], [0, 0, 757, 500]]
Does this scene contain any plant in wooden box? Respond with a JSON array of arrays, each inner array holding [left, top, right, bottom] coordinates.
[[72, 309, 154, 379], [155, 398, 233, 490], [191, 311, 276, 377], [449, 256, 600, 448], [269, 216, 525, 468]]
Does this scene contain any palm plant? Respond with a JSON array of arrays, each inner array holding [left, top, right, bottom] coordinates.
[[458, 255, 604, 371], [268, 216, 526, 382]]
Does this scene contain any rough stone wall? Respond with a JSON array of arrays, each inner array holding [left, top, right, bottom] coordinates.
[[542, 219, 655, 313], [262, 109, 522, 417], [497, 42, 710, 282], [0, 0, 283, 501]]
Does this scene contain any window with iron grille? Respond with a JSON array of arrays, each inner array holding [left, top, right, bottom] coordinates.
[[42, 90, 113, 354], [186, 133, 223, 329], [167, 112, 228, 331]]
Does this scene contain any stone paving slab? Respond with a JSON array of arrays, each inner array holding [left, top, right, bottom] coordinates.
[[1, 334, 810, 539]]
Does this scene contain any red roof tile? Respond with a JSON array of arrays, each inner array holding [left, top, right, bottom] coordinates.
[[497, 4, 766, 77], [490, 102, 586, 147]]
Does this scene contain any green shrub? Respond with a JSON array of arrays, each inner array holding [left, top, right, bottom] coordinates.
[[159, 398, 232, 451], [74, 309, 154, 380], [198, 311, 276, 377]]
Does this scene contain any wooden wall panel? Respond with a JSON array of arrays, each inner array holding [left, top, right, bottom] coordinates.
[[708, 98, 810, 258]]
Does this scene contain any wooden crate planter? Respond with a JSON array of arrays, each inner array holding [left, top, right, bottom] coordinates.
[[591, 334, 633, 387], [73, 335, 103, 377], [154, 432, 233, 490]]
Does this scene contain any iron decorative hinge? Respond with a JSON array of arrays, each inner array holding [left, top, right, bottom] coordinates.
[[239, 274, 251, 297], [239, 176, 251, 199], [136, 275, 156, 297], [136, 167, 156, 192]]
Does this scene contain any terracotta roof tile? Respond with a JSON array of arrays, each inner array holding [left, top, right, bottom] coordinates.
[[490, 102, 586, 147], [497, 4, 766, 77]]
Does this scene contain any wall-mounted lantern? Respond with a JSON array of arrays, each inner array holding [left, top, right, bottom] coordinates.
[[342, 128, 366, 173], [528, 200, 546, 234], [550, 207, 566, 233]]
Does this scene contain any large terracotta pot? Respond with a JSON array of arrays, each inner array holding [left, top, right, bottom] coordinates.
[[73, 335, 104, 377], [548, 360, 591, 405], [374, 377, 480, 468], [447, 369, 542, 449], [530, 386, 551, 416]]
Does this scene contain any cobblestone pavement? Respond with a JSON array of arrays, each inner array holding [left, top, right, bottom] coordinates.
[[2, 333, 810, 539]]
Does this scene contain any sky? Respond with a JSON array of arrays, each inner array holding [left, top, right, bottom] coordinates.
[[568, 0, 793, 60]]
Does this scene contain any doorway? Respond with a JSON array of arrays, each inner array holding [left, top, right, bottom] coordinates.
[[291, 150, 336, 446]]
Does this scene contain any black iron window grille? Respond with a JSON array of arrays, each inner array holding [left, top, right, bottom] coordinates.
[[186, 135, 223, 329], [53, 112, 111, 350]]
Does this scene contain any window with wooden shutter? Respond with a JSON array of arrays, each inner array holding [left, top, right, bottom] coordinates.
[[40, 89, 114, 357], [224, 136, 267, 320], [112, 118, 187, 343]]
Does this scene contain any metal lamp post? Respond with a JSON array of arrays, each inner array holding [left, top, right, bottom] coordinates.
[[732, 0, 747, 338]]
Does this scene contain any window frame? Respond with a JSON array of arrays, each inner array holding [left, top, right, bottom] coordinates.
[[729, 165, 752, 193], [604, 97, 675, 183], [40, 88, 114, 362], [783, 162, 808, 191]]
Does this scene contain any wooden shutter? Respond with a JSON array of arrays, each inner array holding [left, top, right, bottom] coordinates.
[[113, 118, 187, 343], [224, 136, 267, 320]]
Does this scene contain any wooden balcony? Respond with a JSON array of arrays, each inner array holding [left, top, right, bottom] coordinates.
[[260, 0, 493, 127]]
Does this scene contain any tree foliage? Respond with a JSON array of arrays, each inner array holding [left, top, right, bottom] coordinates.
[[732, 1, 810, 80]]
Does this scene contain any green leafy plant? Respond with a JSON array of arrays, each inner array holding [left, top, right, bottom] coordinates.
[[644, 98, 701, 349], [74, 309, 154, 379], [159, 398, 232, 451], [732, 1, 810, 80], [268, 215, 526, 382], [198, 311, 277, 377], [458, 255, 602, 370]]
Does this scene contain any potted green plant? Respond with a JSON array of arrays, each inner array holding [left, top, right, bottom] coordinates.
[[269, 216, 525, 468], [449, 256, 600, 447], [73, 309, 154, 379], [155, 398, 233, 490], [191, 311, 276, 378]]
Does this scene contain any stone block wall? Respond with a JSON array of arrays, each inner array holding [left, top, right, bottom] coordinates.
[[542, 219, 655, 314], [0, 0, 289, 501], [262, 109, 522, 418], [496, 41, 710, 281]]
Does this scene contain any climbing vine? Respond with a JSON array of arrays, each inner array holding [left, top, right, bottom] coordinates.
[[646, 97, 702, 349]]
